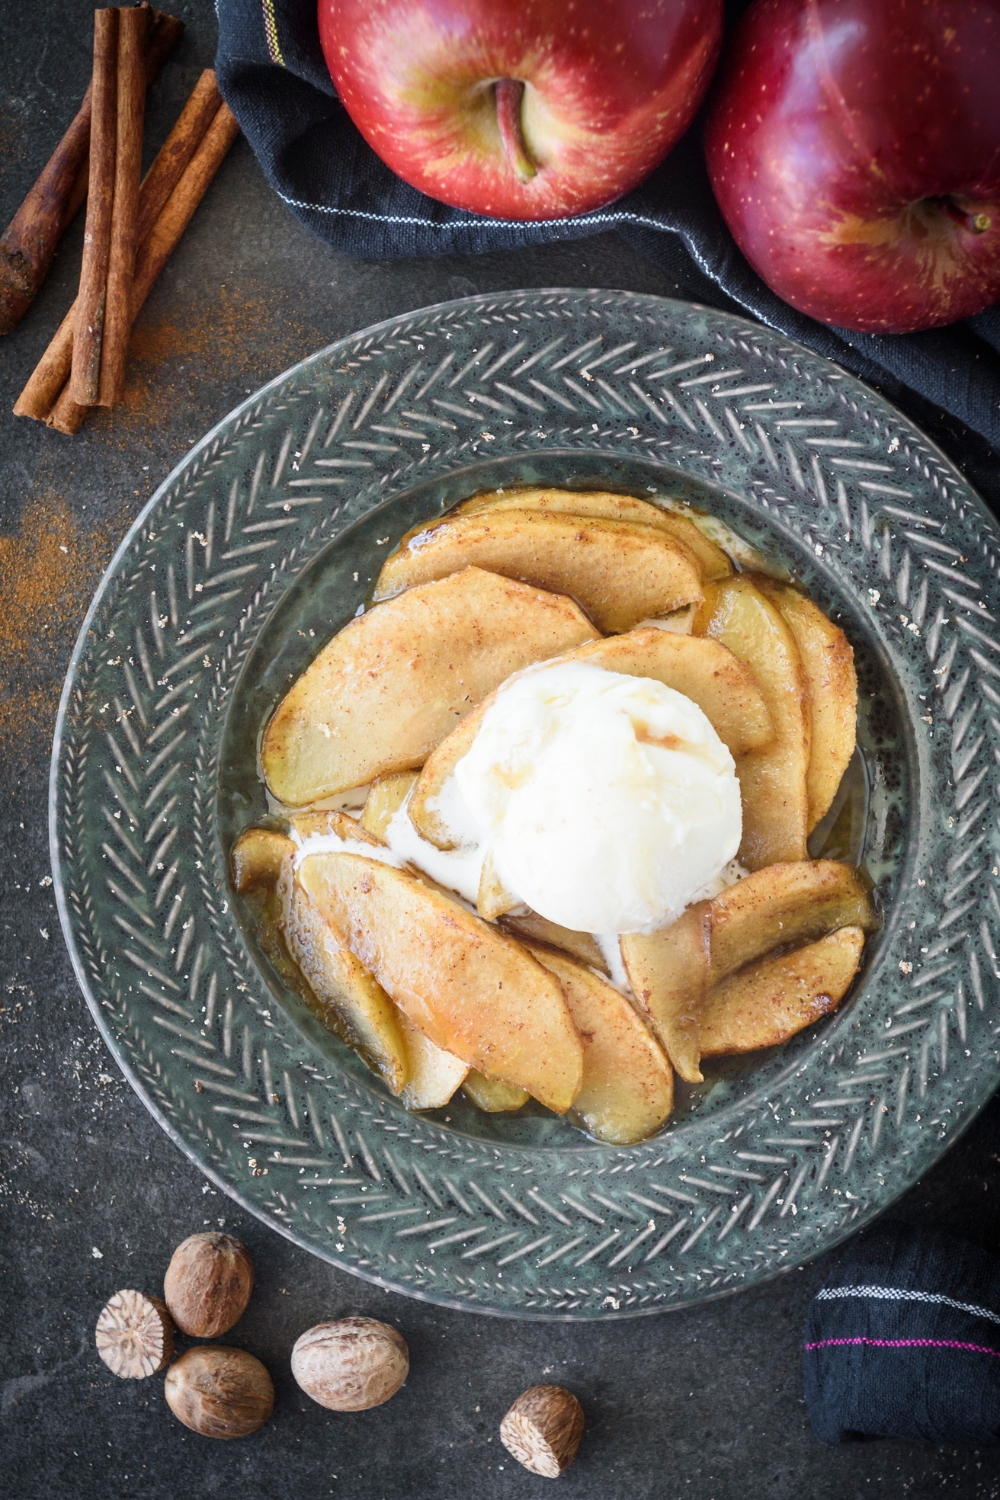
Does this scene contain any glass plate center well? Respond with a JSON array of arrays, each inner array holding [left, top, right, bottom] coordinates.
[[219, 447, 909, 1148]]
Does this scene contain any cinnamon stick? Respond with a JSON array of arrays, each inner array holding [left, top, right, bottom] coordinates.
[[0, 6, 183, 337], [13, 302, 77, 421], [16, 95, 238, 435], [135, 69, 222, 243], [60, 152, 93, 239], [46, 381, 90, 438], [0, 88, 92, 338], [130, 103, 240, 314], [70, 8, 120, 405], [96, 5, 149, 406], [14, 69, 223, 424]]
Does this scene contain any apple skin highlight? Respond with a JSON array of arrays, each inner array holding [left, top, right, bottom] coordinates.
[[318, 0, 722, 220], [704, 0, 1000, 334]]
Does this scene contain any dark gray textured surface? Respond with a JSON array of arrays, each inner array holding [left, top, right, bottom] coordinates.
[[3, 3, 1000, 1495]]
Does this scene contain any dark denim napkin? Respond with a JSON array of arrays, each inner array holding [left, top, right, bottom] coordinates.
[[805, 1223, 1000, 1446], [214, 0, 1000, 454]]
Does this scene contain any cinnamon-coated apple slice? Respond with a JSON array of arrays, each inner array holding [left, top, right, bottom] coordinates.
[[261, 566, 598, 805], [284, 816, 419, 1098], [620, 859, 874, 1082], [408, 709, 483, 849], [373, 511, 703, 634], [231, 827, 295, 892], [694, 575, 810, 868], [462, 1070, 529, 1113], [296, 850, 583, 1114], [620, 902, 712, 1085], [699, 926, 865, 1057], [708, 859, 874, 985], [755, 577, 857, 832], [565, 628, 773, 757], [395, 1012, 469, 1110], [477, 849, 520, 922], [450, 488, 732, 581], [233, 823, 408, 1094], [283, 863, 410, 1097], [232, 822, 407, 1092], [234, 814, 467, 1105], [525, 943, 674, 1144], [500, 912, 609, 975], [287, 807, 378, 845], [361, 771, 419, 841]]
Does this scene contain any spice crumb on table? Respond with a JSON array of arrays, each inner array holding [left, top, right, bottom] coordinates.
[[0, 495, 127, 754]]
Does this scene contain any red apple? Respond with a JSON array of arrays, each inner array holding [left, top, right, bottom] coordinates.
[[704, 0, 1000, 333], [318, 0, 723, 220]]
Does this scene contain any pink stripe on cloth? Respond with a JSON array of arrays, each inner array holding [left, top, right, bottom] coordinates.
[[805, 1337, 1000, 1359]]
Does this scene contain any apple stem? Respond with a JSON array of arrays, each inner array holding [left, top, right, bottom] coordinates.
[[495, 79, 537, 184], [936, 198, 992, 235]]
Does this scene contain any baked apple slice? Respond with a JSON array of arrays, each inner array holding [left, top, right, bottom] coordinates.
[[755, 577, 857, 832], [699, 926, 865, 1057], [619, 859, 874, 1083], [373, 511, 703, 634], [362, 771, 419, 841], [450, 487, 732, 581], [408, 708, 484, 848], [296, 850, 583, 1114], [565, 628, 773, 757], [232, 827, 295, 891], [500, 912, 609, 974], [234, 820, 466, 1103], [694, 576, 810, 868], [462, 1070, 529, 1113], [262, 566, 598, 805], [526, 944, 673, 1144], [283, 867, 410, 1096], [396, 1012, 469, 1110], [233, 823, 407, 1093], [620, 903, 712, 1085], [708, 859, 874, 984], [477, 850, 520, 921]]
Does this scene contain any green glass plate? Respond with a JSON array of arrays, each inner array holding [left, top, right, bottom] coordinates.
[[52, 290, 1000, 1319]]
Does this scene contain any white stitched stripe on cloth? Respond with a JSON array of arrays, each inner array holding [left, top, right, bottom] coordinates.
[[278, 195, 674, 235], [274, 196, 723, 289], [817, 1285, 1000, 1329]]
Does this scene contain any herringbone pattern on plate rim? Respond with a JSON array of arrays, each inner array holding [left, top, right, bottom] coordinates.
[[52, 290, 1000, 1318]]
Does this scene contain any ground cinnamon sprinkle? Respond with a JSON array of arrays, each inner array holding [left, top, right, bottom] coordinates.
[[114, 280, 312, 423], [2, 283, 313, 757], [0, 495, 124, 756]]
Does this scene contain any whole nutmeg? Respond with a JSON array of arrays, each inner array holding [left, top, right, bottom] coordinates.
[[164, 1345, 274, 1439], [163, 1232, 254, 1337], [291, 1317, 409, 1411], [500, 1385, 585, 1478]]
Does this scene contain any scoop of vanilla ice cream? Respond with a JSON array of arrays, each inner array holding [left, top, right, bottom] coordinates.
[[453, 660, 742, 934]]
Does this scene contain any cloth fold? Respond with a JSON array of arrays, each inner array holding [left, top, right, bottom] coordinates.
[[805, 1223, 1000, 1446], [214, 0, 1000, 455]]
